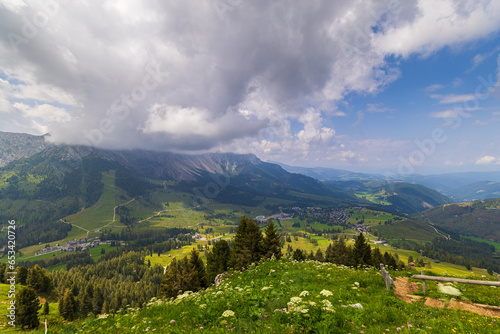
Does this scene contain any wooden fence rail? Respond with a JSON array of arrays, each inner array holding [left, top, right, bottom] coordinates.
[[412, 270, 500, 294]]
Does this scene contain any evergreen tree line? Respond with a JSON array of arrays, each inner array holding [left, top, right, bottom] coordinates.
[[290, 233, 405, 270], [160, 216, 282, 298], [51, 251, 163, 318], [391, 237, 499, 274]]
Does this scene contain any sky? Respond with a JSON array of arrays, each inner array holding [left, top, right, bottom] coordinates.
[[0, 0, 500, 175]]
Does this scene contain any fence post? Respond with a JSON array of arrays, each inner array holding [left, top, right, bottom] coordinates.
[[380, 263, 393, 291], [421, 270, 426, 295]]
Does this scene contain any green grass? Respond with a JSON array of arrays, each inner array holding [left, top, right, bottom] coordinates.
[[64, 170, 118, 231], [371, 219, 441, 242], [26, 259, 500, 333], [464, 236, 500, 252], [355, 191, 392, 205]]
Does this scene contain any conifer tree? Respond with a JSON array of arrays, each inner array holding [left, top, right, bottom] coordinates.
[[43, 300, 50, 316], [372, 247, 384, 267], [229, 216, 250, 270], [60, 289, 77, 321], [80, 291, 93, 315], [184, 248, 208, 292], [27, 265, 52, 294], [292, 249, 306, 261], [16, 266, 28, 285], [308, 250, 315, 259], [102, 300, 110, 314], [16, 286, 40, 329], [159, 258, 184, 298], [92, 287, 104, 314], [206, 239, 231, 284], [263, 220, 282, 259], [352, 233, 372, 267], [325, 243, 335, 262], [315, 248, 324, 262]]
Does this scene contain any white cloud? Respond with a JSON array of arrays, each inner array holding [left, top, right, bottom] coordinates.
[[373, 0, 500, 57], [431, 94, 476, 104], [366, 103, 393, 113], [475, 155, 497, 164], [429, 109, 471, 118], [425, 84, 445, 92], [0, 0, 499, 168]]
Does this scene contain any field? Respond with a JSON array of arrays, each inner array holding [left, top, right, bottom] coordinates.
[[355, 190, 392, 205]]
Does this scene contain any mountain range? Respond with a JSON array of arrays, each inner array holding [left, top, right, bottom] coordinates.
[[0, 130, 498, 249], [279, 163, 500, 202]]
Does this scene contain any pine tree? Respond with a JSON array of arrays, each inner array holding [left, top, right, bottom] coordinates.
[[159, 258, 184, 298], [244, 218, 264, 264], [27, 265, 52, 294], [206, 239, 231, 284], [80, 291, 93, 315], [42, 300, 49, 316], [352, 233, 372, 267], [60, 289, 77, 320], [263, 220, 282, 259], [292, 249, 305, 261], [16, 266, 28, 285], [229, 216, 250, 270], [184, 248, 208, 292], [315, 248, 324, 262], [102, 300, 110, 314], [372, 247, 384, 267], [325, 243, 334, 262], [16, 287, 40, 329], [92, 287, 104, 315]]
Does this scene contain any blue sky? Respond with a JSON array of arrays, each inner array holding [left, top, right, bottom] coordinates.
[[0, 0, 500, 175]]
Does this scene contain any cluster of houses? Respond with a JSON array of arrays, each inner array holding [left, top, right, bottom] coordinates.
[[35, 237, 104, 256]]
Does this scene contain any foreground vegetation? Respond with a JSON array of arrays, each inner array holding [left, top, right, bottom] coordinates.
[[24, 258, 500, 334]]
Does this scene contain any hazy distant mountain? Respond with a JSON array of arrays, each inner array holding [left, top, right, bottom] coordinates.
[[402, 172, 500, 197], [0, 131, 51, 167], [276, 163, 384, 181], [325, 180, 452, 214], [278, 162, 500, 202], [446, 181, 500, 202]]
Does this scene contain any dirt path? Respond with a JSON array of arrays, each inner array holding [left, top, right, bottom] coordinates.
[[393, 276, 500, 318]]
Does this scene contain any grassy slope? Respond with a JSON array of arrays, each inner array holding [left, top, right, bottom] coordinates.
[[371, 218, 440, 242], [23, 259, 500, 334]]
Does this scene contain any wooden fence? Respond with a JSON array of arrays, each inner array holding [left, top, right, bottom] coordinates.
[[412, 270, 500, 294]]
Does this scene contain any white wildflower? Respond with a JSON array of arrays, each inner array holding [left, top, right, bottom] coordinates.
[[222, 310, 235, 317], [320, 289, 333, 297], [299, 291, 309, 297]]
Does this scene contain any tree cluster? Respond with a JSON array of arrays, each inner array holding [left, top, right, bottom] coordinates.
[[160, 217, 282, 298], [290, 233, 405, 270]]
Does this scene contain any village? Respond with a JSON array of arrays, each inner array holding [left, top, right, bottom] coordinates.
[[35, 237, 106, 256]]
